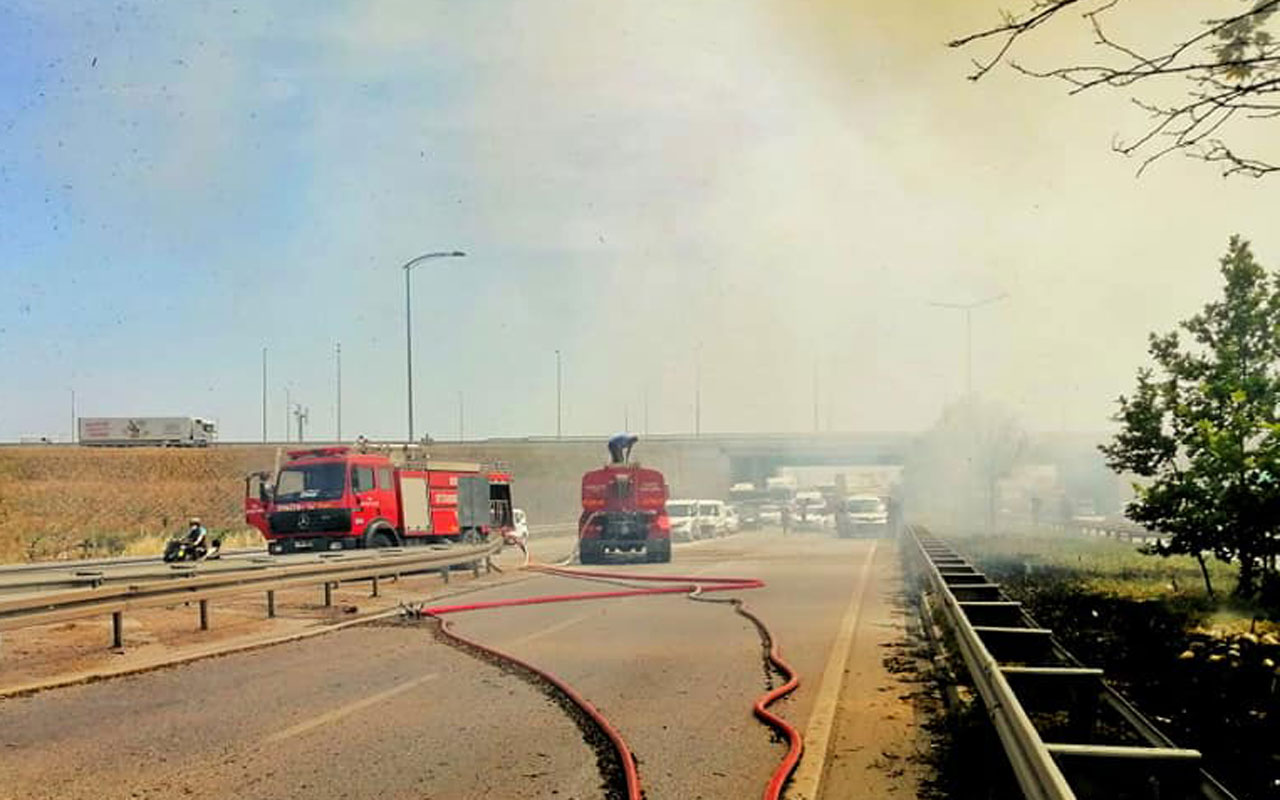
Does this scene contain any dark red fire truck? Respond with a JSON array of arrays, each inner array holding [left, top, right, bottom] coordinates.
[[245, 446, 514, 554], [578, 434, 671, 563]]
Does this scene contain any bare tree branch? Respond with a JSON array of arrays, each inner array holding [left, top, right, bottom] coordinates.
[[954, 0, 1280, 177]]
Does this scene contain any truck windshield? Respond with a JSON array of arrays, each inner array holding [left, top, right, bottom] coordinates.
[[275, 463, 347, 502], [848, 498, 884, 513], [666, 503, 694, 517]]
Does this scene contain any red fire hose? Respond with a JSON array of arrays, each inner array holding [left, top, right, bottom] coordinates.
[[415, 562, 804, 800]]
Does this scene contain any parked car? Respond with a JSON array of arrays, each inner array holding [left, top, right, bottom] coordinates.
[[504, 508, 530, 546], [835, 495, 889, 538], [795, 490, 828, 527], [696, 500, 729, 538], [667, 499, 699, 541], [759, 504, 782, 525], [724, 505, 741, 533]]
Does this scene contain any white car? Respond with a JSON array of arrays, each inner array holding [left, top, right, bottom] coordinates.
[[504, 508, 530, 546], [836, 495, 888, 538], [666, 499, 699, 541], [724, 505, 741, 533], [696, 500, 729, 538], [759, 504, 782, 525], [795, 490, 828, 526]]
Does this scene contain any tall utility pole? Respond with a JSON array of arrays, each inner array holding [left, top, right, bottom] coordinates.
[[555, 349, 562, 439], [261, 347, 268, 443], [335, 342, 342, 442], [624, 404, 630, 431], [403, 250, 466, 443], [284, 386, 291, 443], [812, 361, 819, 433], [694, 345, 702, 437], [457, 391, 464, 441], [930, 293, 1008, 397], [294, 405, 309, 443]]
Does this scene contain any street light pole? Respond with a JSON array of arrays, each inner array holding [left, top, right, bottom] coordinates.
[[930, 293, 1008, 397], [694, 345, 702, 437], [812, 361, 819, 433], [402, 250, 466, 443], [261, 347, 268, 443], [555, 349, 562, 439], [335, 342, 342, 442]]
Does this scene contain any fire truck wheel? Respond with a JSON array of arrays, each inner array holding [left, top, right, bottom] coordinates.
[[578, 542, 603, 564], [368, 530, 396, 548], [645, 541, 671, 563]]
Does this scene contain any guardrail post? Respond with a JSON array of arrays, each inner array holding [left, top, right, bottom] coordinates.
[[485, 556, 492, 575], [323, 582, 333, 607], [199, 599, 209, 631], [371, 576, 380, 597], [111, 611, 124, 649], [440, 566, 450, 584], [472, 560, 481, 578]]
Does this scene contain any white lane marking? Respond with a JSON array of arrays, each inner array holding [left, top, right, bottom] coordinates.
[[509, 613, 592, 647], [785, 541, 880, 800], [261, 672, 440, 744]]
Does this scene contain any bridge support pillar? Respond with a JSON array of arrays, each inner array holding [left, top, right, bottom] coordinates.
[[111, 611, 124, 650], [267, 590, 276, 618], [199, 599, 209, 631]]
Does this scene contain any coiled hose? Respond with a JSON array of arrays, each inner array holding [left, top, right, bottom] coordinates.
[[415, 561, 804, 800]]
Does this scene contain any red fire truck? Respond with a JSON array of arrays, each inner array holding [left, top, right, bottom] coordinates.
[[578, 434, 671, 563], [245, 447, 514, 554]]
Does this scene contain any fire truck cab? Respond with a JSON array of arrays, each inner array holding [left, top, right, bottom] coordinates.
[[245, 446, 514, 554]]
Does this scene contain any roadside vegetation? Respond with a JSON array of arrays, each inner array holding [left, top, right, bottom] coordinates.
[[0, 446, 272, 563], [957, 528, 1280, 799]]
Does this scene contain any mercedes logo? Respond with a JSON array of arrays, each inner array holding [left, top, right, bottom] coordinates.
[[298, 513, 311, 529]]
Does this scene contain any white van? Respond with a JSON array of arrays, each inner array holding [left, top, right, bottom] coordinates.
[[696, 500, 728, 539]]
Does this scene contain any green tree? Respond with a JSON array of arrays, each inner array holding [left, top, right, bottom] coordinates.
[[1101, 236, 1280, 598]]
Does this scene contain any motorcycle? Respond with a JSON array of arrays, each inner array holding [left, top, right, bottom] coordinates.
[[162, 536, 221, 563]]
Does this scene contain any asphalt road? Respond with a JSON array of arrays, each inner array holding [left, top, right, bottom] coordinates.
[[0, 529, 902, 800]]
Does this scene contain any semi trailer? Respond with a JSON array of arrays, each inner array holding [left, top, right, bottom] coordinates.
[[78, 416, 217, 447]]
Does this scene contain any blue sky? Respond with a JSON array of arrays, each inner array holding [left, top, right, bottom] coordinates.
[[2, 0, 1278, 441]]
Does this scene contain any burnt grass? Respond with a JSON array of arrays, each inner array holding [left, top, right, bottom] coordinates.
[[978, 556, 1280, 800]]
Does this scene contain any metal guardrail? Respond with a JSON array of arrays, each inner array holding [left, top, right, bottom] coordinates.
[[0, 541, 501, 649], [905, 525, 1236, 800], [0, 548, 263, 576]]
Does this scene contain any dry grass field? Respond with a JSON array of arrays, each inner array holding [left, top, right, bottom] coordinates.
[[0, 440, 727, 564], [0, 446, 276, 563]]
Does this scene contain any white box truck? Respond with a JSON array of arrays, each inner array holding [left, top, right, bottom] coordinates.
[[78, 417, 217, 447]]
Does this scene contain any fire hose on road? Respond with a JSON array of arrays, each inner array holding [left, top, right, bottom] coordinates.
[[408, 562, 803, 800]]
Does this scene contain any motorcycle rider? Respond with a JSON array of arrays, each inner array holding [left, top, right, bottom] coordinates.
[[185, 517, 209, 555]]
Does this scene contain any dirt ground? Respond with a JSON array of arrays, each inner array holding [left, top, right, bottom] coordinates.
[[817, 542, 936, 799]]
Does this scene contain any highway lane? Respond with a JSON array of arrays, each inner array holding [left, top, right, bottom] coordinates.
[[0, 529, 905, 799]]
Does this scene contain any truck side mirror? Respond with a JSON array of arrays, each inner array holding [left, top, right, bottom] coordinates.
[[259, 483, 272, 502]]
